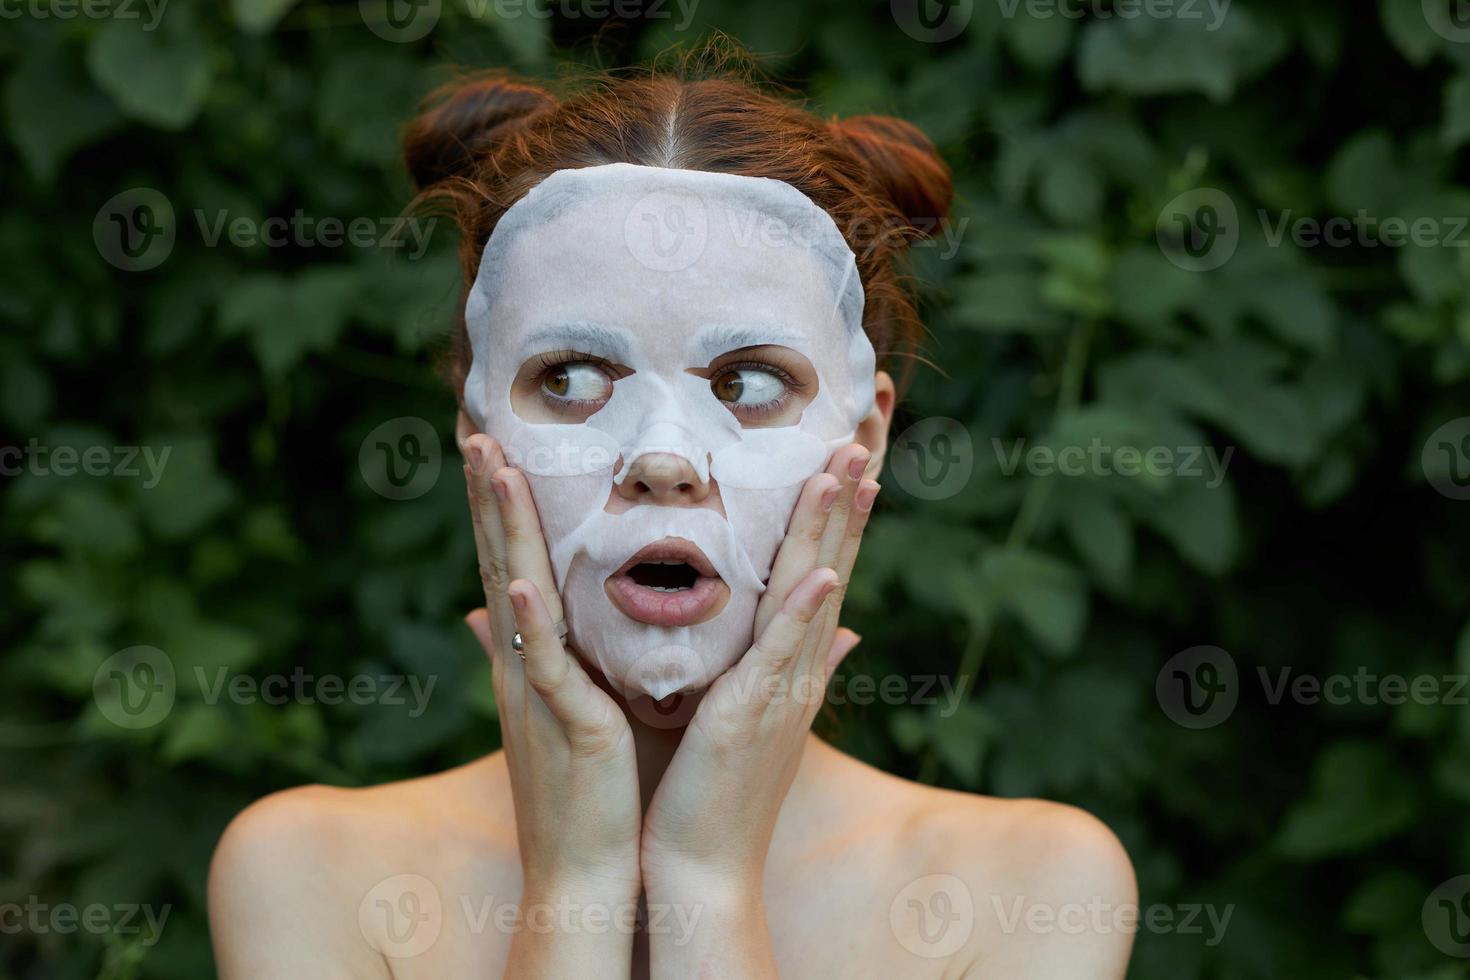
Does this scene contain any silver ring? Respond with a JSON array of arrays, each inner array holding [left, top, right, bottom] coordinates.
[[511, 620, 568, 660]]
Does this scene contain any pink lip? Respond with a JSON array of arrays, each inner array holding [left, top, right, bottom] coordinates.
[[604, 537, 729, 627]]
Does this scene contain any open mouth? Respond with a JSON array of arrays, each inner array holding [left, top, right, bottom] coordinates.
[[605, 537, 730, 627]]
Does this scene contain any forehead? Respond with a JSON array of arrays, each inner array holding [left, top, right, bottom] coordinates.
[[481, 180, 853, 362]]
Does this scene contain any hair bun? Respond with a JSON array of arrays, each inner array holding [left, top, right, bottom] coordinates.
[[403, 76, 555, 190], [829, 115, 953, 236]]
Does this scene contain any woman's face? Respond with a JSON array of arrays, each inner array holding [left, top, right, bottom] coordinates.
[[463, 164, 875, 698]]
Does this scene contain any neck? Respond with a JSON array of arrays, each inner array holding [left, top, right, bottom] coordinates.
[[591, 668, 703, 807], [590, 669, 827, 813]]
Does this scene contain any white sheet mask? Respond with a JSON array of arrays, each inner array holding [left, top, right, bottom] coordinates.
[[464, 163, 873, 698]]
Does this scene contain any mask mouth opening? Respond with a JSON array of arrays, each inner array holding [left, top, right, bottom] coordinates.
[[603, 536, 730, 628], [627, 561, 700, 593]]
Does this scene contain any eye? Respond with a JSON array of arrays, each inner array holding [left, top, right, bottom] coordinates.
[[542, 362, 613, 404], [711, 366, 788, 410]]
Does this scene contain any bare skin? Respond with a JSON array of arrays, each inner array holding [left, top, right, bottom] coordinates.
[[209, 374, 1136, 979]]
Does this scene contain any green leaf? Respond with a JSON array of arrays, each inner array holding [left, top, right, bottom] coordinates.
[[1037, 156, 1105, 228], [231, 0, 302, 33], [218, 269, 359, 377], [1277, 741, 1418, 859], [1325, 130, 1397, 214], [462, 0, 552, 66], [162, 703, 235, 763], [4, 44, 121, 182], [979, 548, 1089, 657], [952, 267, 1065, 334], [1141, 477, 1240, 575], [1245, 280, 1336, 352], [1077, 9, 1286, 102], [87, 10, 212, 130], [134, 435, 235, 539], [1061, 490, 1134, 589], [1380, 0, 1442, 66], [1444, 74, 1470, 149], [1003, 9, 1074, 72]]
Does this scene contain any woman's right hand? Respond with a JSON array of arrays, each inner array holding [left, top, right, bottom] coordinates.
[[461, 431, 643, 945]]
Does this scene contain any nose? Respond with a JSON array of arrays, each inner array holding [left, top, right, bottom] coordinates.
[[616, 452, 711, 504]]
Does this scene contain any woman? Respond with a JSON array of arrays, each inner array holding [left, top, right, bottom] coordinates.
[[208, 58, 1136, 979]]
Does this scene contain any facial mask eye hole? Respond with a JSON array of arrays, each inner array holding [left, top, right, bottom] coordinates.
[[697, 345, 818, 428], [712, 367, 785, 410], [511, 351, 629, 424], [544, 362, 611, 402]]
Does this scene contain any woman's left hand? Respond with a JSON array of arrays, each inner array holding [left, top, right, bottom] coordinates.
[[639, 445, 878, 963]]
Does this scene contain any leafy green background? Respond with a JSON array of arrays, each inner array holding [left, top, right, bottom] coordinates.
[[3, 0, 1469, 977]]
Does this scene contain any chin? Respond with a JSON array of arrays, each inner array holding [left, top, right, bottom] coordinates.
[[561, 558, 758, 701]]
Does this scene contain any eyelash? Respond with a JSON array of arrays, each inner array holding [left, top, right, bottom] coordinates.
[[530, 351, 808, 418], [713, 360, 806, 418], [534, 349, 616, 408]]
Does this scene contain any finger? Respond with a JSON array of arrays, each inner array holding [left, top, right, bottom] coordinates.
[[466, 608, 527, 771], [491, 467, 565, 625], [464, 437, 516, 659], [743, 567, 839, 679], [465, 607, 496, 660], [815, 446, 872, 571], [799, 478, 876, 678], [832, 479, 880, 584], [826, 628, 862, 675], [507, 578, 616, 742], [755, 471, 839, 634]]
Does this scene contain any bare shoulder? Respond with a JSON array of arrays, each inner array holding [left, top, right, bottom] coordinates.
[[207, 754, 515, 979], [816, 743, 1136, 978]]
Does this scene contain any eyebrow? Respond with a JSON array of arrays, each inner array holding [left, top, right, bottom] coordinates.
[[521, 322, 635, 361], [690, 323, 806, 362]]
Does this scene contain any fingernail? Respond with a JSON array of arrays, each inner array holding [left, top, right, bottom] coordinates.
[[466, 443, 483, 474], [855, 481, 880, 512], [820, 484, 840, 512], [491, 475, 509, 502], [510, 590, 527, 612], [847, 453, 870, 480], [820, 570, 840, 598]]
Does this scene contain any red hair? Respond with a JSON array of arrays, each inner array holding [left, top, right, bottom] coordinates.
[[402, 47, 952, 399]]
